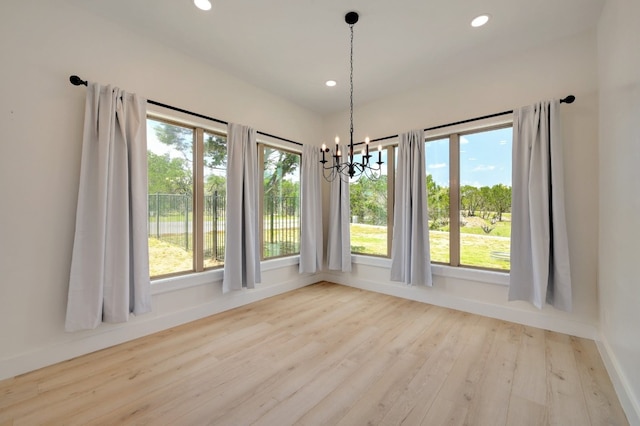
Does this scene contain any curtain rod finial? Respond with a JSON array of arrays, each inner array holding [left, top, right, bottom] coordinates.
[[70, 75, 87, 86], [560, 95, 575, 104]]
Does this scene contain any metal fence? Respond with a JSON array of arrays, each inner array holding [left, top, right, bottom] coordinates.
[[204, 192, 226, 261], [148, 193, 300, 260], [263, 195, 300, 257]]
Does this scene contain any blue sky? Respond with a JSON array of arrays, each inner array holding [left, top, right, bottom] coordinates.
[[148, 117, 512, 188], [426, 127, 512, 188]]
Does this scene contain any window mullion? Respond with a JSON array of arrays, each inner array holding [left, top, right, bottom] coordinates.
[[449, 134, 461, 266], [193, 127, 205, 272], [387, 146, 395, 257], [258, 144, 265, 260]]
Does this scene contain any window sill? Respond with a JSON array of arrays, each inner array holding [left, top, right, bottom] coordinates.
[[261, 255, 300, 272], [351, 254, 509, 287], [151, 268, 223, 295], [151, 256, 300, 295]]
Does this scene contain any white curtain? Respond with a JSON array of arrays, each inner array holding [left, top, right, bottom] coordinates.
[[223, 123, 261, 292], [326, 146, 351, 272], [299, 144, 323, 273], [390, 129, 432, 286], [509, 100, 572, 311], [65, 83, 151, 332]]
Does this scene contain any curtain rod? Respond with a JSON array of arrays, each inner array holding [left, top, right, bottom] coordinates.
[[69, 75, 303, 147], [368, 94, 576, 144]]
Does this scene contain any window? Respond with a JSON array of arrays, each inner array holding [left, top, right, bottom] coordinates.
[[203, 130, 228, 269], [425, 138, 450, 264], [147, 117, 227, 278], [146, 113, 303, 279], [350, 147, 391, 256], [260, 145, 301, 259], [458, 127, 512, 270], [350, 124, 512, 272], [147, 118, 195, 277], [430, 125, 512, 270]]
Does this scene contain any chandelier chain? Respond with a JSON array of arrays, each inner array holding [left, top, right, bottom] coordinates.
[[349, 23, 354, 144]]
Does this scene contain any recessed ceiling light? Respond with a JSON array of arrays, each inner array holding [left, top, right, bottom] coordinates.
[[471, 14, 490, 27], [194, 0, 212, 11], [325, 80, 337, 87]]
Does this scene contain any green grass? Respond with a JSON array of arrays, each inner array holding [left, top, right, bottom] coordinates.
[[150, 219, 511, 278], [350, 224, 388, 256], [148, 213, 193, 223], [351, 223, 511, 271], [149, 227, 300, 277], [148, 238, 193, 277], [460, 234, 510, 270]]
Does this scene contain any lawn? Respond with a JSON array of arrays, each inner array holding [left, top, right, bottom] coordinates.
[[148, 237, 193, 277], [351, 222, 511, 271], [150, 219, 511, 278]]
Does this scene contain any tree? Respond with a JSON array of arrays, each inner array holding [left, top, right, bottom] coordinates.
[[263, 148, 299, 199], [152, 121, 227, 171], [461, 185, 482, 216], [204, 133, 227, 171], [426, 174, 449, 224], [154, 122, 193, 163], [350, 175, 387, 226], [490, 184, 511, 221], [147, 151, 192, 195], [152, 122, 300, 204], [205, 175, 226, 195], [479, 186, 493, 219]]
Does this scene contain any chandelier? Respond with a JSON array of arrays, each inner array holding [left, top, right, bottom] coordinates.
[[321, 11, 383, 182]]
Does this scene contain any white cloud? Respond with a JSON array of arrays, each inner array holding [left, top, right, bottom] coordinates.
[[428, 163, 447, 169], [468, 157, 477, 161], [461, 180, 483, 188], [472, 164, 496, 172], [460, 136, 469, 145], [499, 140, 508, 145]]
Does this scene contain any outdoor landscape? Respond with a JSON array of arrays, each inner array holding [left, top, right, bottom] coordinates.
[[147, 120, 512, 277]]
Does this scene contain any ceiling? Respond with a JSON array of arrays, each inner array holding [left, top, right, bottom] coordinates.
[[68, 0, 605, 115]]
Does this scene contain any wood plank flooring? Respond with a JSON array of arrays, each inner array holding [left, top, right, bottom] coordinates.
[[0, 282, 628, 425]]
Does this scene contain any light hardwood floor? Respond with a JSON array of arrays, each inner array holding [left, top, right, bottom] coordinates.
[[0, 282, 628, 425]]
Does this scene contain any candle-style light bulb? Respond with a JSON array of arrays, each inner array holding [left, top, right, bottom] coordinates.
[[365, 137, 370, 156]]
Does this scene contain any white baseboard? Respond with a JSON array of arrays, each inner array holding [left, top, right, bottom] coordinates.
[[596, 336, 640, 426], [0, 275, 318, 381], [321, 272, 598, 340]]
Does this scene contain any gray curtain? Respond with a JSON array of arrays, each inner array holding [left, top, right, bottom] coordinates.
[[327, 145, 351, 272], [299, 144, 323, 273], [65, 83, 151, 331], [509, 100, 572, 311], [390, 129, 432, 286], [223, 123, 261, 292]]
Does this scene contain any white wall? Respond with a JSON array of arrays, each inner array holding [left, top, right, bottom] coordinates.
[[2, 6, 637, 421], [322, 30, 601, 339], [597, 0, 640, 423], [0, 1, 323, 380]]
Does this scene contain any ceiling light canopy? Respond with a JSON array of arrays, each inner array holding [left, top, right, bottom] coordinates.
[[194, 0, 212, 11], [471, 14, 490, 27], [325, 80, 337, 87]]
